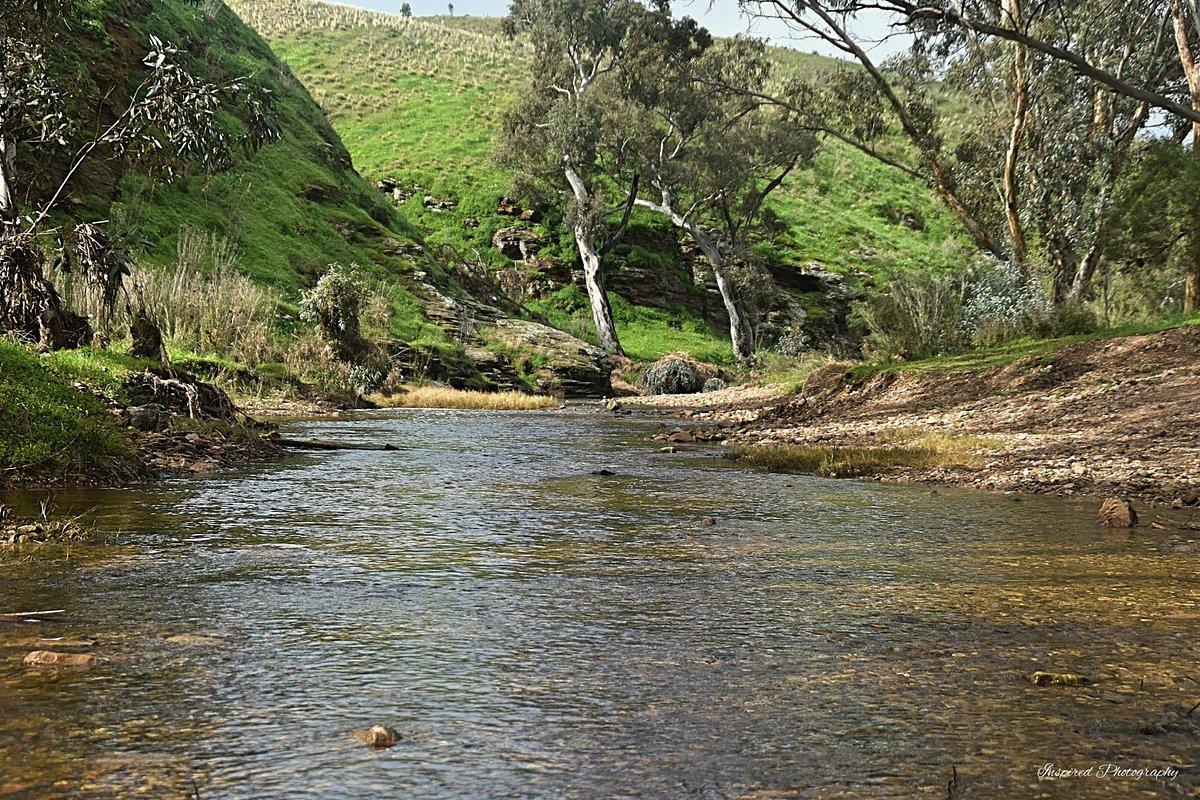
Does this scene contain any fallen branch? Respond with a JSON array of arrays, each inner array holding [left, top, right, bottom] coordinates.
[[1, 609, 66, 617], [274, 438, 403, 452], [1150, 515, 1200, 531]]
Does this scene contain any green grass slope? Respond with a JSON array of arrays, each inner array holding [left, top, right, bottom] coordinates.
[[0, 343, 140, 487], [4, 0, 471, 483], [227, 0, 972, 361], [31, 0, 450, 347]]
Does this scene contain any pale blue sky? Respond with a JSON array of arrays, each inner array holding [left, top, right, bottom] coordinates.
[[333, 0, 908, 60]]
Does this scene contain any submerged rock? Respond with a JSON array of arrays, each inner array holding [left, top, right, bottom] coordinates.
[[3, 518, 90, 546], [1028, 671, 1090, 686], [24, 650, 97, 668], [354, 725, 401, 748], [161, 633, 222, 647], [1096, 498, 1138, 528]]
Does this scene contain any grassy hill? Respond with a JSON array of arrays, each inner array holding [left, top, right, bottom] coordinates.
[[226, 0, 972, 362], [26, 0, 459, 353], [4, 0, 463, 483]]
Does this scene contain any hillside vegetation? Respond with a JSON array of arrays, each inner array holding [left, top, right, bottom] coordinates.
[[226, 0, 973, 361], [24, 0, 460, 364]]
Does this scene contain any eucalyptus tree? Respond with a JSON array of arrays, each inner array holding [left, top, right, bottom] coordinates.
[[625, 35, 818, 362], [498, 0, 697, 355], [1170, 0, 1200, 145], [741, 0, 1182, 306], [747, 0, 1200, 124], [1168, 0, 1200, 309]]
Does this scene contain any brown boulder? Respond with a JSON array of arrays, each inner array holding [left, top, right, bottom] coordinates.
[[1096, 497, 1137, 528], [354, 725, 401, 748]]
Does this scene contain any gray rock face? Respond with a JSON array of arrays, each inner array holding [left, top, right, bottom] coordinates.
[[486, 318, 613, 397], [492, 227, 546, 261]]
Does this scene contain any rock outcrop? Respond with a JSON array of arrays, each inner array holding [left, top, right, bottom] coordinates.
[[486, 318, 613, 397], [492, 227, 545, 261]]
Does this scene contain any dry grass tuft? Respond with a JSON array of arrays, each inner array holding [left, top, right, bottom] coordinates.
[[52, 227, 276, 366], [370, 385, 560, 410]]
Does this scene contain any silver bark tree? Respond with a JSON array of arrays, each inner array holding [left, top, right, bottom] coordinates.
[[626, 36, 817, 362]]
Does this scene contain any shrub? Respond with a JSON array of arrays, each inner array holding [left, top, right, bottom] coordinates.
[[300, 262, 369, 362], [773, 330, 810, 358], [853, 271, 967, 362], [961, 261, 1050, 346], [1026, 303, 1100, 339], [703, 377, 728, 392], [642, 355, 704, 395]]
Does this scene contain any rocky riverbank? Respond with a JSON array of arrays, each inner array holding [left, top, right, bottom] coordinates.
[[640, 325, 1200, 508], [2, 366, 283, 492]]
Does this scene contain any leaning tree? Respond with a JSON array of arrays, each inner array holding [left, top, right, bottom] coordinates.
[[738, 0, 1185, 307], [625, 34, 818, 362]]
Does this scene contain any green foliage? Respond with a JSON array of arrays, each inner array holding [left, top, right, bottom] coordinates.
[[1105, 142, 1200, 319], [231, 0, 972, 361], [299, 262, 369, 360]]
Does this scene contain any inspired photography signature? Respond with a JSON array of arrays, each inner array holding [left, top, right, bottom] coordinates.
[[1038, 763, 1181, 782]]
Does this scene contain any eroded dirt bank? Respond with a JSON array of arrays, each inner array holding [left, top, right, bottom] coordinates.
[[687, 326, 1200, 507]]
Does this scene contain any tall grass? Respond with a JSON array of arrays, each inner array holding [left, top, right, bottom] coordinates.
[[152, 228, 275, 364], [730, 429, 994, 477], [52, 227, 276, 366]]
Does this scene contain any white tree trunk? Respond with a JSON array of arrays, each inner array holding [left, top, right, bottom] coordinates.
[[693, 236, 755, 363], [575, 226, 623, 355], [636, 197, 755, 363], [0, 137, 16, 221], [563, 164, 623, 354]]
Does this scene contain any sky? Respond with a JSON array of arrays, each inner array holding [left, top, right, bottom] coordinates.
[[336, 0, 909, 60]]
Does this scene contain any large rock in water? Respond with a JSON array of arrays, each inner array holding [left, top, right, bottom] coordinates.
[[485, 318, 613, 397], [1096, 497, 1138, 528]]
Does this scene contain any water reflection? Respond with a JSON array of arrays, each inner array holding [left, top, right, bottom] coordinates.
[[1, 408, 1197, 798]]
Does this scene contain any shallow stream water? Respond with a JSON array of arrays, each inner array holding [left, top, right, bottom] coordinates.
[[1, 409, 1197, 798]]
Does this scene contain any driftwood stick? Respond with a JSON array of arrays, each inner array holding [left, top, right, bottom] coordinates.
[[1, 609, 66, 617], [274, 438, 403, 452]]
